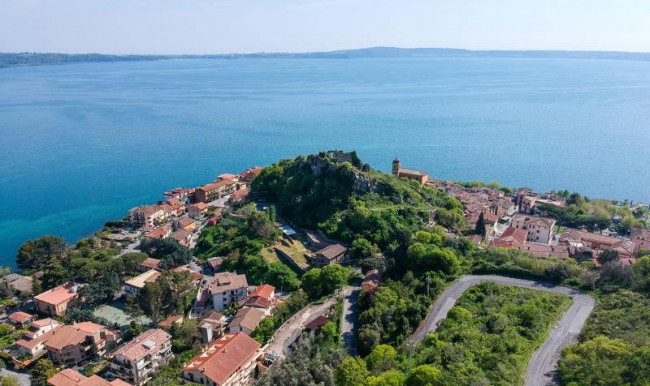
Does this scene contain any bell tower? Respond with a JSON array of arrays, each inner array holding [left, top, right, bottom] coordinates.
[[392, 158, 400, 177]]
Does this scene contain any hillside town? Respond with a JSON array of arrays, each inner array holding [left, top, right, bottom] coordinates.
[[0, 154, 648, 386]]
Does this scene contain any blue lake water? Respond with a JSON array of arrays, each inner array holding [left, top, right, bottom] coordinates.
[[1, 57, 650, 268]]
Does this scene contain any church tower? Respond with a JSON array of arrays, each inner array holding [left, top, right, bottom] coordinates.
[[392, 159, 400, 177]]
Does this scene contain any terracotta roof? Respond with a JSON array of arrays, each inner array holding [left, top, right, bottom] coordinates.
[[112, 328, 171, 362], [144, 227, 169, 239], [315, 244, 348, 261], [34, 283, 78, 306], [158, 314, 184, 329], [512, 214, 556, 228], [199, 180, 236, 192], [44, 325, 97, 350], [190, 202, 209, 210], [8, 311, 34, 323], [399, 168, 428, 177], [74, 321, 105, 334], [125, 270, 161, 290], [520, 243, 571, 259], [47, 369, 127, 386], [177, 217, 195, 228], [491, 227, 528, 248], [209, 272, 248, 294], [240, 167, 263, 181], [249, 284, 274, 300], [229, 307, 265, 332], [183, 333, 261, 385], [6, 275, 33, 294], [170, 229, 191, 243], [305, 316, 329, 330], [139, 258, 161, 269], [560, 230, 623, 246], [245, 296, 272, 309], [31, 318, 58, 328], [171, 266, 202, 282], [218, 173, 238, 180], [16, 325, 61, 350]]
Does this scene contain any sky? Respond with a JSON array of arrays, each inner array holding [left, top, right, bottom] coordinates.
[[1, 0, 649, 54]]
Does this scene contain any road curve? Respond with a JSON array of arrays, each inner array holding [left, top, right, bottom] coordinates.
[[410, 275, 594, 386]]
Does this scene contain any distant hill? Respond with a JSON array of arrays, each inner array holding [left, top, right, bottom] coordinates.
[[2, 47, 650, 68]]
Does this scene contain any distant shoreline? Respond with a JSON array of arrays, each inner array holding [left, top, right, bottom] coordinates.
[[3, 46, 650, 69]]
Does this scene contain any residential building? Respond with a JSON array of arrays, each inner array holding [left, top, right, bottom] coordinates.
[[109, 328, 172, 386], [34, 282, 79, 317], [511, 214, 556, 245], [305, 316, 329, 331], [181, 333, 263, 386], [136, 258, 161, 273], [206, 257, 224, 274], [14, 324, 61, 360], [392, 159, 429, 185], [209, 272, 248, 311], [7, 311, 34, 326], [157, 314, 184, 330], [239, 167, 263, 182], [171, 266, 202, 284], [199, 311, 227, 344], [175, 217, 195, 231], [2, 274, 34, 296], [45, 322, 119, 366], [163, 187, 192, 203], [129, 204, 172, 231], [23, 318, 60, 340], [491, 227, 528, 249], [229, 307, 265, 335], [47, 369, 130, 386], [559, 230, 636, 260], [166, 197, 186, 217], [170, 229, 192, 247], [195, 180, 237, 203], [188, 202, 209, 219], [143, 224, 172, 240], [311, 244, 348, 267], [124, 270, 161, 295], [632, 227, 650, 253]]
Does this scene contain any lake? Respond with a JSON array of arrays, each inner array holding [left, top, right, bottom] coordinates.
[[1, 57, 649, 268]]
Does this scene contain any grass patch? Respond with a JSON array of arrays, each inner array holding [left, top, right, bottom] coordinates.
[[260, 247, 280, 264], [415, 283, 572, 386], [274, 238, 311, 269]]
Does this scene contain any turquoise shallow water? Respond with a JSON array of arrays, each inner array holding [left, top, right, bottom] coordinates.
[[1, 57, 650, 268]]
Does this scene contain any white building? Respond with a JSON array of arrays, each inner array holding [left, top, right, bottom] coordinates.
[[109, 329, 172, 386], [511, 214, 556, 245], [209, 272, 248, 311]]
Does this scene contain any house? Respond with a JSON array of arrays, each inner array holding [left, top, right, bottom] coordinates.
[[157, 314, 184, 330], [109, 328, 172, 386], [228, 307, 265, 335], [163, 187, 192, 202], [170, 229, 192, 247], [175, 216, 195, 231], [199, 311, 227, 344], [181, 333, 263, 386], [305, 316, 329, 331], [129, 205, 171, 231], [206, 257, 224, 274], [311, 244, 348, 267], [34, 282, 79, 317], [188, 202, 210, 219], [136, 258, 161, 273], [124, 270, 161, 295], [171, 266, 203, 284], [209, 272, 248, 311], [217, 173, 238, 181], [166, 197, 186, 217], [520, 243, 571, 259], [491, 227, 528, 249], [23, 318, 60, 340], [47, 368, 130, 386], [14, 325, 61, 360], [7, 311, 34, 326], [144, 225, 172, 240], [632, 227, 650, 254], [2, 274, 34, 296], [392, 159, 429, 185], [195, 180, 237, 203], [239, 167, 263, 182], [361, 269, 381, 292], [511, 214, 556, 245], [559, 230, 636, 259], [45, 322, 119, 366]]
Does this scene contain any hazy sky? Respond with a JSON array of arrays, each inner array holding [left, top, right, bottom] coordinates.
[[1, 0, 649, 54]]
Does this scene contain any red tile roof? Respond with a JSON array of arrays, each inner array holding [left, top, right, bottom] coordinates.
[[112, 328, 171, 362], [249, 284, 274, 300], [8, 311, 34, 324], [305, 315, 329, 330], [34, 282, 78, 306], [183, 333, 261, 385], [491, 227, 528, 248]]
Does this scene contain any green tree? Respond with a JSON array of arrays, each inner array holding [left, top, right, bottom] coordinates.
[[30, 359, 57, 386], [475, 211, 486, 235], [320, 264, 348, 294], [140, 282, 164, 322], [17, 236, 66, 269], [599, 250, 619, 265], [336, 357, 370, 386], [359, 328, 381, 356], [302, 268, 323, 299], [632, 256, 650, 293], [366, 344, 397, 374], [406, 365, 442, 386], [1, 376, 19, 386], [351, 238, 379, 261], [367, 370, 407, 386], [265, 263, 300, 291]]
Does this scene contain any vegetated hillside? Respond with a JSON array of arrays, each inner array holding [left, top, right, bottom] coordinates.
[[252, 151, 465, 253]]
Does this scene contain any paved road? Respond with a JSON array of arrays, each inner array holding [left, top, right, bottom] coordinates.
[[341, 285, 360, 356], [266, 296, 339, 359], [411, 275, 594, 386]]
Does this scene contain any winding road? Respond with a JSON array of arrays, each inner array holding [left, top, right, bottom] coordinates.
[[411, 275, 595, 386]]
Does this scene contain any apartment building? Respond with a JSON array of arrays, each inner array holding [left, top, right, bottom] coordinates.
[[181, 333, 263, 386], [511, 214, 556, 245], [34, 282, 79, 317], [47, 368, 130, 386], [129, 204, 172, 231], [194, 180, 237, 203], [45, 322, 119, 366], [109, 328, 172, 386], [209, 272, 248, 311]]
